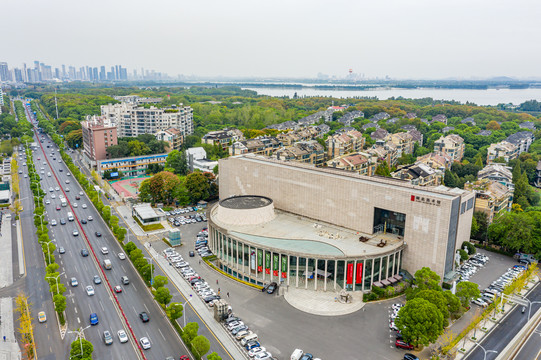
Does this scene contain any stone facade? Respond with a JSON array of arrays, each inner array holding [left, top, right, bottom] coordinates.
[[218, 155, 474, 280]]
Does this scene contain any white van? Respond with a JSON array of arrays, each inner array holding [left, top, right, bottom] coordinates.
[[291, 349, 304, 360], [241, 333, 258, 346], [103, 259, 112, 270], [67, 212, 74, 221]]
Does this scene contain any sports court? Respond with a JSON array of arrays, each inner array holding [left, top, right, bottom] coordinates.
[[110, 176, 149, 198]]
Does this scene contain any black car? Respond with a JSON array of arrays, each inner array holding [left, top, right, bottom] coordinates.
[[204, 295, 220, 303], [139, 312, 149, 322], [81, 249, 89, 257], [81, 219, 87, 224], [266, 282, 278, 294], [404, 354, 419, 360], [189, 251, 195, 257], [95, 232, 102, 237], [60, 218, 66, 225], [231, 325, 248, 335]]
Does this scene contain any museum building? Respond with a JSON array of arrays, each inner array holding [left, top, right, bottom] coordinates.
[[209, 155, 474, 292]]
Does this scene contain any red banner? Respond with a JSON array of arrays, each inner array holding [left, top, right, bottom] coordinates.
[[356, 263, 363, 284], [346, 263, 354, 284], [273, 270, 278, 276], [281, 272, 287, 278], [257, 266, 262, 272], [265, 268, 270, 274]]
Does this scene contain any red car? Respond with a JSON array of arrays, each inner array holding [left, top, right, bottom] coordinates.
[[114, 286, 122, 293], [56, 206, 61, 211], [395, 339, 414, 350], [180, 356, 190, 360]]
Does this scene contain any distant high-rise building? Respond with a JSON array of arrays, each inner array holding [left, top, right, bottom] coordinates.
[[62, 64, 66, 78], [0, 62, 11, 81], [120, 67, 128, 80], [99, 66, 106, 81], [13, 68, 23, 82], [22, 63, 28, 82]]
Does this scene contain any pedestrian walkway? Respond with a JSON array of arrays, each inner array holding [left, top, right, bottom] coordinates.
[[0, 214, 13, 288], [0, 297, 23, 360], [283, 287, 365, 316], [147, 246, 248, 360]]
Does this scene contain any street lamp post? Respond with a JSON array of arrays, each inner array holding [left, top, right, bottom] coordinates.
[[40, 239, 56, 264], [182, 294, 193, 328], [37, 212, 46, 229], [472, 341, 498, 360], [68, 325, 91, 359], [45, 272, 65, 295]]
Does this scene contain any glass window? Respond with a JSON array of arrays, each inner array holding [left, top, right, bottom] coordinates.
[[373, 257, 381, 283], [289, 256, 297, 277], [381, 257, 388, 281], [232, 240, 237, 264], [336, 260, 345, 289], [388, 254, 394, 277], [355, 260, 364, 291], [364, 259, 373, 289]]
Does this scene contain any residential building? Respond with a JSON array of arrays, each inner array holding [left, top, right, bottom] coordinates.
[[392, 162, 443, 187], [477, 130, 492, 137], [113, 95, 163, 104], [486, 141, 519, 164], [465, 179, 513, 223], [81, 116, 118, 164], [274, 141, 325, 166], [519, 122, 535, 131], [366, 143, 399, 168], [337, 110, 364, 126], [477, 164, 514, 189], [370, 128, 389, 141], [326, 152, 377, 176], [441, 126, 455, 133], [229, 136, 281, 156], [101, 102, 194, 138], [405, 113, 417, 119], [97, 153, 168, 177], [314, 124, 330, 137], [155, 128, 183, 152], [371, 112, 390, 121], [265, 121, 299, 131], [326, 130, 365, 158], [433, 134, 465, 162], [213, 155, 474, 290], [416, 152, 453, 171], [431, 114, 448, 124], [186, 147, 219, 172], [362, 122, 379, 131], [277, 127, 319, 146], [201, 128, 244, 149], [385, 132, 415, 157], [461, 117, 476, 126], [407, 129, 423, 145], [506, 131, 535, 155], [401, 124, 417, 131]]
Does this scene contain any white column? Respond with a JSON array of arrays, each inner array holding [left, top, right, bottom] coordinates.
[[352, 260, 357, 292], [295, 256, 299, 288], [287, 255, 290, 287], [333, 260, 337, 291], [370, 258, 375, 289], [305, 258, 309, 290], [324, 260, 328, 292]]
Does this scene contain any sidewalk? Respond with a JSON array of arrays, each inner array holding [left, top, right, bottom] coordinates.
[[147, 246, 248, 360], [115, 205, 171, 237], [0, 297, 22, 360], [0, 214, 13, 288]]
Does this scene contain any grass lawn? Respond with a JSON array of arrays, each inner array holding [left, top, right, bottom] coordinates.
[[133, 216, 164, 232]]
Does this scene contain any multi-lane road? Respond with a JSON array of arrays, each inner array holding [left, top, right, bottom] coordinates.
[[21, 103, 190, 359]]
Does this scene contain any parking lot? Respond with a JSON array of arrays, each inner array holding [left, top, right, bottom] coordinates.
[[154, 213, 522, 360]]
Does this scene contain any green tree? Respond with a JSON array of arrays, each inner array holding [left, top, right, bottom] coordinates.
[[375, 163, 391, 177], [414, 267, 441, 291], [455, 281, 481, 307], [414, 289, 450, 327], [459, 249, 468, 261], [53, 294, 67, 313], [165, 150, 188, 175], [153, 275, 168, 289], [443, 291, 461, 316], [69, 337, 94, 359], [154, 287, 173, 307], [207, 352, 222, 360], [166, 302, 183, 321], [396, 298, 444, 347], [185, 171, 213, 202], [138, 171, 181, 204], [183, 322, 199, 342], [191, 335, 211, 357], [470, 216, 479, 238]]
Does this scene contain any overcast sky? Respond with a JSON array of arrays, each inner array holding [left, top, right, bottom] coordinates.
[[3, 0, 541, 79]]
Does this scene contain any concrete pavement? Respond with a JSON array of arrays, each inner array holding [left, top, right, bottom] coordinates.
[[0, 214, 13, 288], [0, 298, 22, 360]]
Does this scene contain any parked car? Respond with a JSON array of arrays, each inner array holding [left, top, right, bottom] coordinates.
[[395, 339, 414, 350]]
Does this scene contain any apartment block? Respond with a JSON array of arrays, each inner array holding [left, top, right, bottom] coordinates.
[[506, 131, 535, 155], [229, 136, 281, 156], [464, 179, 513, 223], [326, 129, 364, 158], [97, 153, 168, 177], [101, 102, 194, 138], [326, 152, 377, 176], [477, 164, 514, 190], [366, 143, 399, 169], [276, 127, 319, 146], [274, 140, 325, 166], [392, 163, 443, 187], [486, 141, 519, 164], [155, 128, 183, 152], [433, 134, 465, 162], [416, 152, 453, 171], [81, 116, 118, 163], [202, 128, 244, 149], [385, 132, 415, 157]]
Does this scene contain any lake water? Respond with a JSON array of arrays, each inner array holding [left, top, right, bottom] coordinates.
[[242, 87, 541, 106]]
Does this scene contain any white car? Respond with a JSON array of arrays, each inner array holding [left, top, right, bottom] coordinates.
[[118, 253, 126, 260], [73, 203, 78, 208], [117, 330, 128, 343], [248, 347, 266, 358], [101, 247, 109, 255], [65, 180, 70, 184], [67, 173, 71, 176], [51, 194, 56, 199], [472, 298, 488, 307], [51, 219, 57, 226], [55, 187, 60, 191], [88, 216, 93, 221], [140, 337, 151, 350], [254, 351, 272, 360], [82, 204, 87, 209], [45, 199, 50, 205], [86, 285, 95, 296]]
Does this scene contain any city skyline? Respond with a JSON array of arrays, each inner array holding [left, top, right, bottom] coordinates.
[[3, 0, 541, 79]]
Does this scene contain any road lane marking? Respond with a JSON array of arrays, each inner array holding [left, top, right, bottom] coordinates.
[[77, 317, 80, 324], [100, 300, 104, 312], [74, 307, 77, 313], [144, 303, 149, 313], [71, 298, 75, 303], [132, 284, 137, 292], [121, 265, 126, 272], [158, 328, 165, 341]]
